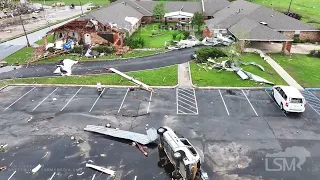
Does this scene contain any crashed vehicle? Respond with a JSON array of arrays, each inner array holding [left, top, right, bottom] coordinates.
[[157, 127, 208, 180]]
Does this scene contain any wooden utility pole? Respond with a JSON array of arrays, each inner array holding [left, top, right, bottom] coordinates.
[[19, 13, 31, 47], [287, 0, 293, 13]]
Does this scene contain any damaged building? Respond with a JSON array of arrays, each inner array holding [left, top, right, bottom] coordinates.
[[47, 19, 124, 48]]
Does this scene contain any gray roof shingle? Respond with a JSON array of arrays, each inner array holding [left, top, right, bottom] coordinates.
[[203, 0, 231, 15], [229, 18, 292, 41], [135, 1, 203, 14], [78, 2, 144, 30]]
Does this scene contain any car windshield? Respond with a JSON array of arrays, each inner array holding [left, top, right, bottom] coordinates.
[[290, 98, 303, 103]]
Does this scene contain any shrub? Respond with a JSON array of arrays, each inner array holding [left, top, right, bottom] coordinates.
[[91, 46, 114, 54], [293, 37, 300, 43], [195, 48, 227, 63], [309, 50, 320, 58], [124, 37, 145, 48], [179, 30, 190, 39], [176, 33, 185, 41], [172, 32, 178, 40], [70, 45, 83, 54]]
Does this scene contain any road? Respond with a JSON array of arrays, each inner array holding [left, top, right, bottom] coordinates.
[[0, 48, 196, 80], [0, 5, 91, 61]]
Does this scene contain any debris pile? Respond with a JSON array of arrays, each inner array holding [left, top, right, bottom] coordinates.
[[53, 59, 78, 76], [198, 57, 274, 85]]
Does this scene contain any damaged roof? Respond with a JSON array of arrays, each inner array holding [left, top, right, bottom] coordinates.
[[229, 18, 292, 41], [78, 2, 144, 30], [205, 0, 319, 31]]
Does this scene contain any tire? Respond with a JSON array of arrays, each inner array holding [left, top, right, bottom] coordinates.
[[157, 127, 167, 136], [173, 151, 184, 161], [171, 172, 182, 180], [280, 103, 288, 113]]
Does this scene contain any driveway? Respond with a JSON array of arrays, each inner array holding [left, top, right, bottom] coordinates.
[[0, 48, 196, 80], [247, 42, 320, 54]]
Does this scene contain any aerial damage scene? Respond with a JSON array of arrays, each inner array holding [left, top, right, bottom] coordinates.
[[0, 0, 320, 179]]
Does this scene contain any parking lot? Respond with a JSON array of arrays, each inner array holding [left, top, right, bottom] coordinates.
[[1, 85, 320, 180]]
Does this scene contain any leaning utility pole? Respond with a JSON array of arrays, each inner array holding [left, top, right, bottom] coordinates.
[[19, 13, 31, 47], [287, 0, 293, 13]]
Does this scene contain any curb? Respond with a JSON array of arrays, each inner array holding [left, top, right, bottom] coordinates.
[[7, 84, 178, 89], [195, 86, 273, 90], [305, 88, 320, 91], [0, 84, 8, 92]]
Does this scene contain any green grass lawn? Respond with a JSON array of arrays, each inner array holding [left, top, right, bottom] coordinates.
[[35, 34, 55, 45], [1, 65, 177, 86], [269, 54, 320, 88], [3, 48, 167, 65], [191, 53, 287, 87], [131, 23, 180, 48], [251, 0, 320, 27], [30, 0, 109, 6]]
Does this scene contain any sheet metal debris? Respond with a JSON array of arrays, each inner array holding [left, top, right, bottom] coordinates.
[[54, 59, 78, 76], [32, 164, 42, 174], [86, 163, 115, 177], [84, 125, 158, 145], [0, 166, 7, 171]]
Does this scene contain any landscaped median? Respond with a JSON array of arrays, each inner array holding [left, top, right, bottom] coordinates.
[[270, 53, 320, 88], [0, 65, 178, 88], [190, 53, 288, 87]]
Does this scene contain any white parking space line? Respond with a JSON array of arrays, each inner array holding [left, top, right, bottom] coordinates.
[[219, 90, 230, 115], [193, 89, 199, 114], [242, 90, 258, 116], [179, 88, 194, 96], [301, 91, 320, 116], [49, 172, 56, 180], [307, 103, 320, 116], [92, 173, 96, 180], [265, 90, 287, 117], [89, 88, 105, 112], [60, 87, 82, 111], [118, 88, 129, 113], [178, 104, 197, 114], [176, 88, 198, 115], [32, 87, 59, 111], [8, 171, 16, 180], [5, 87, 35, 110], [146, 92, 153, 114], [307, 91, 320, 101]]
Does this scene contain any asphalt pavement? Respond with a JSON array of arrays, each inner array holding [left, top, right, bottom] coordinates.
[[0, 48, 196, 80], [1, 85, 320, 180]]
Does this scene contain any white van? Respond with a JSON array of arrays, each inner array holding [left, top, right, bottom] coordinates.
[[272, 86, 306, 113]]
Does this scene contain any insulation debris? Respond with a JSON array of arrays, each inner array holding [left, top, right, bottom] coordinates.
[[84, 125, 158, 145], [86, 163, 115, 177]]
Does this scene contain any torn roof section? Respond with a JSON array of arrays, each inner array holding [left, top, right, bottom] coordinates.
[[229, 18, 292, 41]]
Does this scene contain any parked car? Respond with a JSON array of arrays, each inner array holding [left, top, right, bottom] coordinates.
[[272, 85, 306, 113]]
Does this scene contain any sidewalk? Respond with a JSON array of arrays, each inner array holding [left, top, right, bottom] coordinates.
[[178, 62, 192, 88], [245, 48, 303, 89]]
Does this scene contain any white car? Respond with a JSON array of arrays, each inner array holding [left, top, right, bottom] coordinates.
[[272, 86, 306, 113]]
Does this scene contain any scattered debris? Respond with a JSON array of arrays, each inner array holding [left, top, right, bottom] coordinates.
[[41, 152, 49, 159], [68, 174, 73, 179], [0, 144, 8, 152], [86, 163, 115, 177], [77, 171, 84, 176], [108, 68, 153, 92], [52, 98, 57, 101], [71, 136, 75, 140], [32, 164, 42, 174], [106, 124, 111, 128], [100, 154, 106, 157], [26, 117, 33, 122], [54, 59, 78, 76], [135, 142, 148, 157], [241, 62, 265, 71], [76, 138, 84, 144], [84, 125, 158, 145], [0, 166, 7, 171]]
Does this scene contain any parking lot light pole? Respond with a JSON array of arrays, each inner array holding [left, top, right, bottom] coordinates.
[[79, 0, 84, 16]]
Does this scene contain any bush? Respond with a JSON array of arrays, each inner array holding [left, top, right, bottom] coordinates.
[[309, 50, 320, 58], [195, 48, 227, 63], [176, 33, 185, 41], [70, 45, 83, 54], [91, 46, 114, 54], [179, 30, 190, 39], [172, 32, 178, 40], [124, 37, 145, 48]]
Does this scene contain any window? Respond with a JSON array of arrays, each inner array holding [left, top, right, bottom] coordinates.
[[168, 18, 172, 20], [290, 98, 303, 103], [181, 18, 185, 21]]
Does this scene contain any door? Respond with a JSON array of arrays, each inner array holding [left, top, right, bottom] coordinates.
[[273, 87, 282, 105], [84, 33, 91, 45]]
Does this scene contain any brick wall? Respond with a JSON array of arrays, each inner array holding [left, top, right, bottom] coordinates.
[[299, 31, 320, 42], [142, 16, 154, 23], [282, 41, 293, 53], [202, 28, 212, 38], [283, 31, 295, 38]]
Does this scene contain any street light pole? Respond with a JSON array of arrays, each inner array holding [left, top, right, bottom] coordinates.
[[79, 0, 84, 16], [287, 0, 293, 13], [19, 13, 30, 47]]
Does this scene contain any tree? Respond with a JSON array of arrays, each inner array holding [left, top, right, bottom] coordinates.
[[191, 12, 204, 33], [109, 0, 117, 3], [153, 1, 166, 23]]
